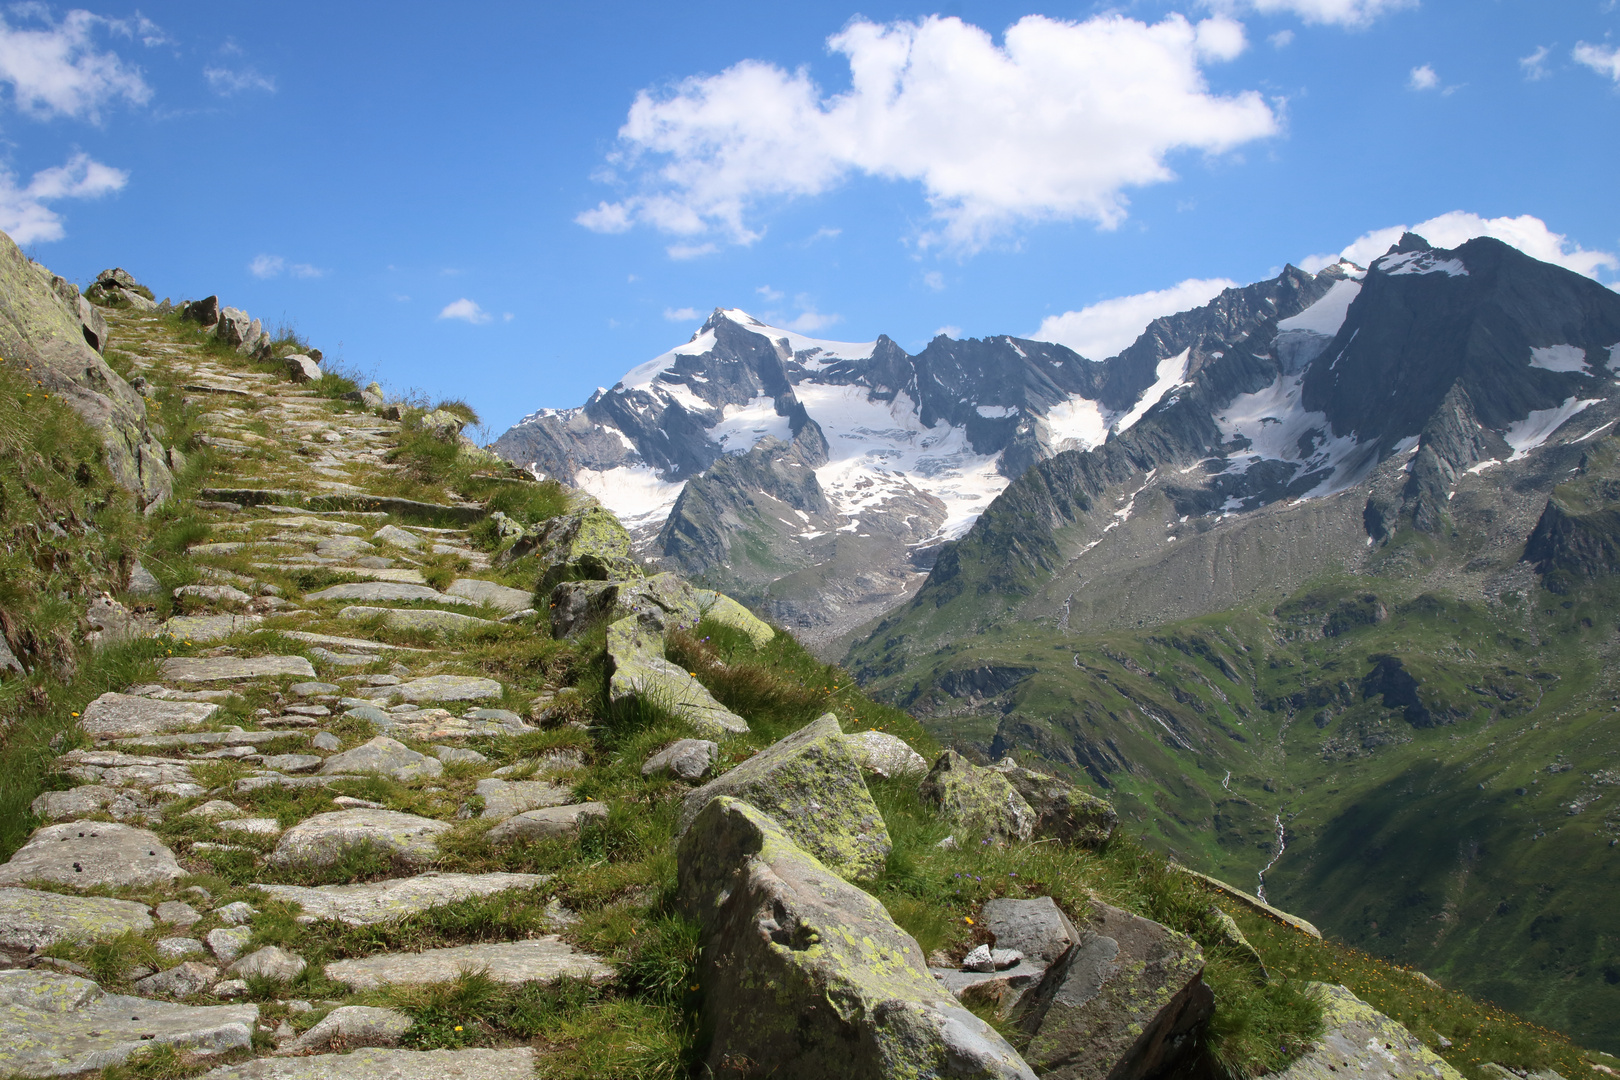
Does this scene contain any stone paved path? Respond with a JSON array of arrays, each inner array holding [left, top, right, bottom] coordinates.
[[0, 305, 616, 1076]]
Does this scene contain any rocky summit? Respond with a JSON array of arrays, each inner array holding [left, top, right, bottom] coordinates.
[[0, 237, 1607, 1080]]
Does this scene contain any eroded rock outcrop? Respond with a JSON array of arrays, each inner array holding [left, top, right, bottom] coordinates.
[[919, 750, 1037, 843]]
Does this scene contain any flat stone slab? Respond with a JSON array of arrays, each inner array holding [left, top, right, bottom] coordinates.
[[484, 803, 607, 843], [58, 750, 196, 790], [339, 607, 496, 634], [1269, 983, 1464, 1080], [30, 785, 150, 822], [254, 566, 427, 585], [115, 730, 283, 749], [324, 936, 613, 990], [320, 737, 442, 780], [444, 578, 532, 612], [197, 1048, 535, 1080], [474, 778, 572, 819], [0, 969, 256, 1077], [389, 675, 504, 703], [267, 809, 451, 868], [0, 822, 184, 887], [162, 656, 317, 683], [252, 871, 549, 925], [78, 692, 219, 739], [269, 630, 428, 654], [372, 524, 425, 550], [160, 614, 264, 643], [0, 888, 153, 949], [307, 582, 468, 604]]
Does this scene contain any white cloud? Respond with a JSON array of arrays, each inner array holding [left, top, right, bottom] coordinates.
[[249, 253, 323, 279], [755, 285, 784, 301], [1520, 46, 1552, 81], [1408, 65, 1439, 90], [663, 306, 700, 321], [1203, 0, 1415, 27], [923, 270, 946, 291], [438, 298, 491, 324], [784, 308, 840, 333], [204, 65, 276, 95], [579, 12, 1276, 253], [0, 152, 126, 242], [1574, 42, 1620, 83], [1269, 30, 1295, 47], [1308, 211, 1618, 281], [0, 8, 150, 120], [667, 241, 717, 260], [805, 226, 841, 243], [1029, 277, 1236, 360], [934, 325, 963, 339]]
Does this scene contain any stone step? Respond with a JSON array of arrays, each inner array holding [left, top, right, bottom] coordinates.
[[323, 936, 613, 991], [195, 1047, 535, 1080], [252, 871, 550, 925]]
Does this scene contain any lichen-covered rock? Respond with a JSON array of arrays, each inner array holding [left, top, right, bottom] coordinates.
[[678, 797, 1035, 1080], [134, 961, 218, 999], [252, 872, 548, 926], [0, 969, 256, 1076], [502, 501, 641, 585], [471, 778, 572, 820], [282, 1005, 413, 1053], [0, 888, 153, 949], [1266, 984, 1463, 1080], [160, 613, 264, 643], [338, 606, 496, 635], [161, 655, 317, 683], [0, 822, 183, 887], [642, 738, 719, 781], [1015, 900, 1214, 1080], [387, 675, 503, 703], [547, 579, 617, 638], [324, 937, 612, 991], [694, 589, 776, 647], [443, 578, 532, 613], [679, 714, 890, 882], [227, 946, 306, 981], [989, 758, 1118, 847], [843, 730, 929, 779], [267, 810, 450, 868], [482, 802, 607, 843], [549, 572, 703, 637], [919, 751, 1037, 843], [0, 236, 173, 509], [319, 736, 443, 780], [606, 616, 749, 739], [78, 692, 219, 739]]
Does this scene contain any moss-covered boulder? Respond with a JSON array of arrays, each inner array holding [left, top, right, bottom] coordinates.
[[695, 588, 775, 647], [1015, 900, 1213, 1080], [918, 750, 1036, 843], [678, 796, 1036, 1080], [1266, 983, 1462, 1080], [990, 758, 1118, 847], [0, 230, 171, 508], [501, 496, 640, 584], [679, 714, 890, 882], [551, 572, 703, 638], [606, 616, 749, 739]]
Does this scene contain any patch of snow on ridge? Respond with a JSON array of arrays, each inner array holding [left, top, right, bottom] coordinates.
[[1215, 373, 1364, 495], [975, 405, 1017, 418], [1606, 342, 1620, 372], [1529, 345, 1589, 373], [798, 383, 1008, 542], [616, 309, 876, 390], [1376, 250, 1469, 277], [1044, 396, 1114, 453], [1505, 397, 1603, 460], [1277, 278, 1361, 337], [1114, 349, 1190, 434], [709, 396, 791, 453], [574, 464, 687, 531]]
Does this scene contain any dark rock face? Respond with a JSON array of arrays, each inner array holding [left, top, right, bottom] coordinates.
[[1015, 901, 1213, 1080]]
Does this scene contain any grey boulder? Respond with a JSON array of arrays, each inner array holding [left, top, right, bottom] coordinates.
[[267, 809, 450, 868], [472, 778, 572, 820], [678, 797, 1034, 1080], [281, 1005, 412, 1053], [1265, 983, 1467, 1080], [990, 758, 1118, 847], [918, 750, 1037, 844], [206, 927, 253, 963], [444, 578, 532, 613], [483, 803, 607, 843], [30, 785, 150, 822], [843, 730, 929, 779], [284, 355, 321, 383], [0, 822, 183, 887], [134, 961, 218, 999], [0, 888, 153, 949], [981, 897, 1078, 965], [319, 736, 443, 780], [641, 738, 719, 781], [606, 616, 747, 739], [227, 946, 306, 981]]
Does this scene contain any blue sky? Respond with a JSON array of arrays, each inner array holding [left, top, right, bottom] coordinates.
[[3, 0, 1617, 435]]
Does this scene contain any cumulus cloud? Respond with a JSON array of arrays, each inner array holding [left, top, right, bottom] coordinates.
[[783, 308, 840, 333], [1269, 30, 1295, 47], [438, 298, 492, 324], [0, 8, 150, 120], [249, 254, 323, 279], [1574, 42, 1620, 83], [579, 12, 1276, 253], [1203, 0, 1415, 27], [1301, 211, 1618, 281], [204, 65, 276, 95], [1520, 46, 1552, 81], [934, 325, 963, 339], [663, 306, 700, 321], [1029, 277, 1236, 360], [0, 151, 126, 242], [1408, 65, 1439, 90], [755, 285, 784, 301]]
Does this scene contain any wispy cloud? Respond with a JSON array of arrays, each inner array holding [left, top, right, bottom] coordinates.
[[580, 12, 1275, 254], [784, 308, 840, 332], [249, 253, 323, 279], [755, 285, 784, 302], [1407, 64, 1439, 90], [666, 241, 718, 260], [438, 298, 492, 324], [1520, 45, 1552, 81], [1268, 30, 1294, 47], [934, 325, 963, 339], [663, 306, 700, 321], [205, 65, 275, 95], [1202, 0, 1415, 27], [923, 271, 946, 291], [1029, 277, 1235, 359], [1573, 42, 1620, 83], [0, 152, 127, 243], [0, 8, 150, 120]]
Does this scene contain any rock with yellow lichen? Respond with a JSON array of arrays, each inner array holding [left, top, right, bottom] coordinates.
[[678, 796, 1035, 1080], [918, 749, 1037, 843], [678, 713, 890, 882], [1262, 983, 1463, 1080]]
